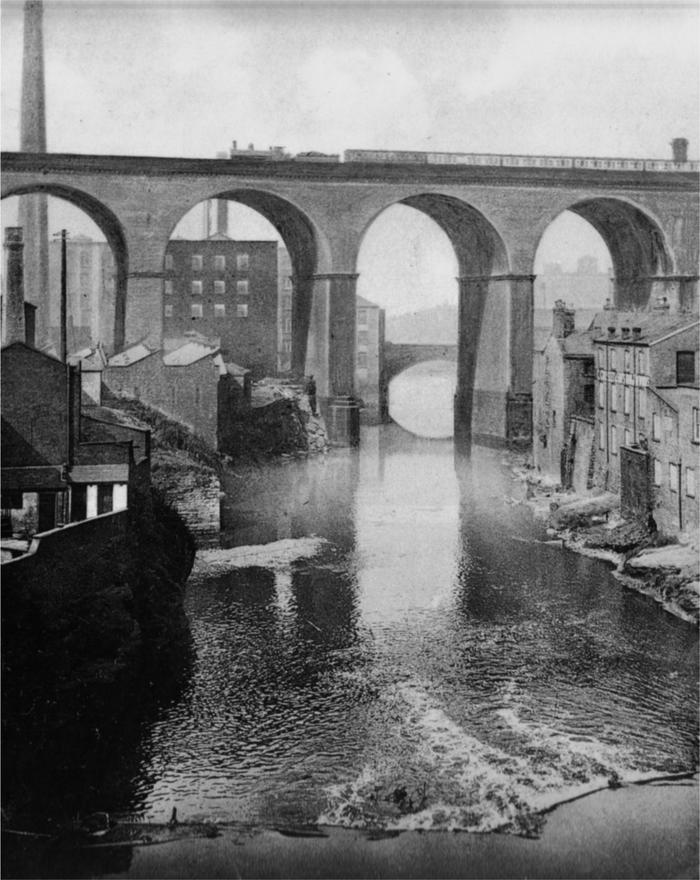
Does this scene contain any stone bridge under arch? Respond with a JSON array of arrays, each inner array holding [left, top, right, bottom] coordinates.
[[2, 150, 698, 448], [383, 342, 458, 385]]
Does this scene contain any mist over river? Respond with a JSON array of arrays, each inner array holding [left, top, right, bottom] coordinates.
[[122, 425, 697, 837]]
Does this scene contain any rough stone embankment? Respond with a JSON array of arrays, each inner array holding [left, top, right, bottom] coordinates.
[[513, 463, 699, 624]]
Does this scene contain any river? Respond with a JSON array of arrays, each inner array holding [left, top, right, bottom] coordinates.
[[117, 424, 697, 838]]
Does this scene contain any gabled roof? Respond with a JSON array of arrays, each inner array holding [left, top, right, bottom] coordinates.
[[162, 341, 220, 366], [563, 330, 595, 357], [82, 405, 150, 432], [356, 294, 380, 309], [108, 342, 156, 367], [225, 361, 250, 377]]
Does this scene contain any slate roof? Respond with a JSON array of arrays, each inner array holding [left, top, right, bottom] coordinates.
[[590, 311, 699, 344]]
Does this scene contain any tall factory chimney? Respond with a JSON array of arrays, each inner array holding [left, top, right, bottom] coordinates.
[[18, 0, 50, 343]]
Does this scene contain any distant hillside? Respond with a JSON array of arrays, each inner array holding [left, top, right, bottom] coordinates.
[[387, 304, 599, 344]]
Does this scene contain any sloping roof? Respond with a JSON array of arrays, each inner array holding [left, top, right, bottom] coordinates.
[[82, 405, 150, 432], [108, 342, 156, 367], [356, 294, 381, 309], [162, 341, 219, 366], [591, 311, 699, 344], [563, 330, 595, 357], [225, 361, 251, 377]]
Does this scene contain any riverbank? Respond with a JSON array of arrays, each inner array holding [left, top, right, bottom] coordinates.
[[3, 775, 696, 879], [510, 461, 700, 624]]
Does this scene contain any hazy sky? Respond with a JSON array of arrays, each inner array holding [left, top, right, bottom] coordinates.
[[2, 1, 697, 314]]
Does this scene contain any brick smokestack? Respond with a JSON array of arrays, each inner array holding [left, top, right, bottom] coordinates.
[[552, 299, 575, 339], [18, 0, 50, 344], [3, 228, 27, 345], [671, 138, 688, 163]]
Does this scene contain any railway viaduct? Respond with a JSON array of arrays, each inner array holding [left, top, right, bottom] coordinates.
[[2, 151, 698, 447]]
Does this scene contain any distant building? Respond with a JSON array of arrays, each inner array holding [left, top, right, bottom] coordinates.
[[356, 295, 385, 422], [592, 306, 699, 535], [47, 235, 116, 353], [163, 236, 278, 378], [533, 301, 596, 485], [535, 256, 612, 312], [277, 246, 294, 372]]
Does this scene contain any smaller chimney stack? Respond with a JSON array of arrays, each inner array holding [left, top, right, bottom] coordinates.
[[3, 227, 26, 345], [632, 327, 642, 341], [552, 299, 575, 339], [607, 326, 617, 339], [620, 326, 631, 340], [671, 138, 688, 163]]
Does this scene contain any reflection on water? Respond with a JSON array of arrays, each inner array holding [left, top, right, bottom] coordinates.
[[122, 426, 697, 835], [389, 361, 456, 438]]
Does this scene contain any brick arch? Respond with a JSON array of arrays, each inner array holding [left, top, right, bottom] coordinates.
[[1, 183, 129, 350], [533, 196, 675, 310], [383, 343, 458, 388]]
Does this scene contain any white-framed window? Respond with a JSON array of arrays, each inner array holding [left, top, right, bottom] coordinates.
[[637, 349, 646, 375], [214, 255, 226, 271], [624, 349, 631, 372], [598, 382, 605, 408], [624, 428, 631, 447], [284, 316, 292, 332], [597, 347, 605, 367], [358, 308, 368, 327], [283, 295, 292, 310], [686, 467, 696, 498], [611, 383, 618, 412], [610, 349, 617, 370], [357, 330, 369, 346], [669, 462, 679, 492], [214, 280, 226, 296], [191, 303, 203, 318], [237, 279, 249, 296], [191, 254, 203, 271], [623, 385, 631, 415], [357, 351, 368, 369], [164, 279, 173, 296], [610, 424, 617, 454], [282, 338, 292, 353], [284, 276, 293, 290], [191, 280, 202, 296], [651, 412, 660, 441], [599, 422, 606, 450], [236, 253, 249, 271], [693, 407, 700, 443], [638, 388, 646, 419], [237, 303, 248, 317], [214, 303, 226, 318], [165, 254, 174, 270], [164, 304, 173, 318], [653, 459, 662, 486]]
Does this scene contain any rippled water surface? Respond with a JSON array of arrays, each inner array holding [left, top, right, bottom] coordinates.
[[131, 427, 697, 835]]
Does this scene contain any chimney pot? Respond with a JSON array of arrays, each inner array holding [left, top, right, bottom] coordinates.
[[621, 326, 631, 339], [607, 326, 616, 338], [632, 327, 642, 340]]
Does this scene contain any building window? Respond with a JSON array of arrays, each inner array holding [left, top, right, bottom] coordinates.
[[651, 412, 660, 441], [357, 330, 369, 346], [191, 303, 203, 319], [284, 276, 293, 290], [214, 255, 226, 271], [623, 385, 631, 415], [610, 349, 617, 371], [653, 459, 662, 486], [637, 349, 646, 375], [283, 295, 292, 310], [610, 424, 617, 454], [597, 347, 605, 367], [358, 308, 368, 327], [624, 349, 631, 372], [669, 462, 679, 492], [164, 279, 173, 296], [624, 428, 631, 447], [237, 279, 249, 296], [693, 408, 700, 442], [164, 304, 173, 318], [599, 422, 605, 450], [195, 386, 201, 406], [598, 382, 605, 408], [237, 303, 248, 318], [638, 388, 646, 419], [165, 254, 174, 270], [236, 253, 249, 271], [610, 383, 618, 412], [284, 316, 292, 332], [282, 338, 291, 353], [214, 280, 226, 296], [686, 467, 696, 498], [191, 255, 203, 271], [214, 303, 226, 318], [191, 280, 202, 296], [357, 351, 368, 369], [676, 351, 696, 385], [584, 384, 594, 408], [552, 410, 557, 427]]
